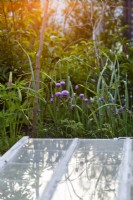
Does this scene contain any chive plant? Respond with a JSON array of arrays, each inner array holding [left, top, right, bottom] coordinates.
[[46, 54, 133, 138]]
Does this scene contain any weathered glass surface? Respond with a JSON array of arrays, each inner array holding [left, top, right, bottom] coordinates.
[[0, 139, 72, 200], [0, 138, 132, 200], [51, 140, 124, 200]]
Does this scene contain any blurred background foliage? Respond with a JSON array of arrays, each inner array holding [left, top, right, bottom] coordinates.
[[0, 0, 133, 153]]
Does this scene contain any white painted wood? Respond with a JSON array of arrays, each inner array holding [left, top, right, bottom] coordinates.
[[0, 136, 29, 170], [117, 138, 132, 200]]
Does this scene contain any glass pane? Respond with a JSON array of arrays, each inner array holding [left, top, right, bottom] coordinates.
[[0, 163, 54, 181], [0, 179, 47, 200], [26, 139, 72, 151], [13, 149, 65, 164], [69, 151, 122, 165], [0, 162, 54, 200], [77, 139, 124, 152], [52, 140, 124, 200], [0, 139, 73, 200]]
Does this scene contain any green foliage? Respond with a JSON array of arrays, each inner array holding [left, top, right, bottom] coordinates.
[[0, 0, 133, 154], [0, 72, 32, 154], [63, 0, 123, 44], [0, 0, 41, 82], [42, 49, 133, 138]]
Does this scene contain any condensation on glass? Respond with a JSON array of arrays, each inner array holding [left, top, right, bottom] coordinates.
[[0, 138, 132, 200]]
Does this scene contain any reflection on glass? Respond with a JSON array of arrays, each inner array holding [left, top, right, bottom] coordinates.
[[27, 139, 72, 151], [52, 140, 124, 200], [0, 139, 72, 200]]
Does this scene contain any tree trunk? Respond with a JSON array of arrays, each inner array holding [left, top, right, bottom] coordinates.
[[32, 0, 49, 137]]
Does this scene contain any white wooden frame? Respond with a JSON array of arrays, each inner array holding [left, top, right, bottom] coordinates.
[[117, 138, 132, 200], [0, 136, 29, 170], [0, 137, 132, 200]]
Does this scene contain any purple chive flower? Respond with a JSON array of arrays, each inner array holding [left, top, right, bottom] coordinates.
[[130, 94, 133, 98], [124, 99, 126, 102], [119, 107, 123, 112], [50, 97, 54, 103], [60, 81, 65, 86], [121, 94, 125, 98], [55, 82, 61, 88], [70, 106, 73, 111], [61, 90, 69, 97], [68, 96, 71, 101], [84, 98, 89, 103], [75, 85, 79, 90], [124, 105, 126, 109], [55, 92, 61, 97], [99, 97, 104, 102], [79, 93, 84, 99]]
